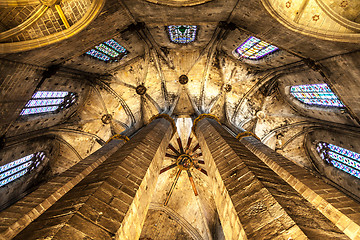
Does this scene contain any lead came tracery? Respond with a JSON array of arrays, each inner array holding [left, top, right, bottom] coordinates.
[[0, 152, 46, 187], [85, 39, 127, 62], [21, 91, 77, 116], [235, 36, 279, 60], [168, 25, 197, 44], [290, 83, 344, 108], [317, 142, 360, 179]]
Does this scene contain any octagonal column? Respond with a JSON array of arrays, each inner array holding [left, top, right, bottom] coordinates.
[[12, 114, 175, 240], [0, 138, 126, 240], [236, 128, 360, 240], [193, 114, 349, 240]]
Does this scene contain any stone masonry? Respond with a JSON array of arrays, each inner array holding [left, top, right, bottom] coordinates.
[[241, 135, 360, 240], [0, 138, 125, 240], [195, 117, 349, 240], [12, 118, 173, 240]]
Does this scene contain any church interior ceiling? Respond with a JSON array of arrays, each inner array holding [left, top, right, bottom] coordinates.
[[0, 0, 359, 239]]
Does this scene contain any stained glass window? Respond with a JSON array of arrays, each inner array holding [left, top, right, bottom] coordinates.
[[21, 91, 77, 116], [0, 152, 46, 187], [317, 142, 360, 179], [235, 36, 279, 60], [290, 83, 344, 108], [85, 39, 127, 62], [168, 25, 197, 44]]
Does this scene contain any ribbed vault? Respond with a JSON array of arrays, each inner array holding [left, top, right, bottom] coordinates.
[[0, 0, 359, 239]]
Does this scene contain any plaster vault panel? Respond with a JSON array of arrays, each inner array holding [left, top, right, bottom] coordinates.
[[262, 0, 360, 42]]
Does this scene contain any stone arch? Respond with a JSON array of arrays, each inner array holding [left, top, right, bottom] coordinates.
[[276, 70, 355, 125], [0, 0, 105, 54], [0, 136, 58, 210], [305, 129, 360, 200], [315, 0, 360, 32]]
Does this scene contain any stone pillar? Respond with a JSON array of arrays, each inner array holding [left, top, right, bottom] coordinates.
[[194, 115, 349, 240], [0, 138, 126, 240], [237, 131, 360, 240], [12, 116, 174, 240]]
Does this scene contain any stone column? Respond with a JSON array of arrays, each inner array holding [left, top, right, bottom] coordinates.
[[237, 129, 360, 240], [0, 138, 126, 240], [12, 115, 174, 240], [194, 115, 349, 240]]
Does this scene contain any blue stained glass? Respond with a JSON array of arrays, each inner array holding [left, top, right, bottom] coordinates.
[[21, 106, 59, 115], [0, 152, 45, 188], [25, 99, 64, 107], [0, 170, 27, 187], [316, 142, 360, 179], [235, 36, 279, 60], [104, 39, 127, 53], [168, 25, 197, 44], [328, 152, 360, 170], [86, 49, 110, 61], [33, 91, 68, 99], [0, 154, 33, 173], [331, 161, 360, 178], [328, 144, 360, 160], [85, 39, 127, 62], [95, 44, 119, 58], [0, 161, 32, 181], [21, 91, 77, 116], [290, 83, 344, 108]]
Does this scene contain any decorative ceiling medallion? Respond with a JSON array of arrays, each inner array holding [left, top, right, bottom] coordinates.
[[340, 0, 348, 8], [101, 114, 112, 124], [143, 0, 213, 7], [179, 75, 189, 85], [224, 84, 232, 92], [136, 85, 147, 95], [312, 15, 320, 21]]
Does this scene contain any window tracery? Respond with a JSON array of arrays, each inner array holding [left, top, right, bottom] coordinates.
[[167, 25, 197, 44], [317, 142, 360, 179], [0, 152, 46, 187], [85, 39, 127, 62], [21, 91, 77, 116], [290, 83, 344, 108], [235, 36, 279, 60]]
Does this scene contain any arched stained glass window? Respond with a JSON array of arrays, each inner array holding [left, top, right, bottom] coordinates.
[[317, 142, 360, 179], [85, 39, 127, 62], [290, 83, 344, 108], [235, 36, 279, 60], [168, 25, 197, 44], [21, 91, 77, 116], [0, 152, 46, 187]]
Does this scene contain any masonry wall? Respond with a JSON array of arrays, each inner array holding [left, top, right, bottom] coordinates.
[[277, 68, 357, 125], [12, 118, 172, 240], [0, 137, 57, 210], [0, 59, 44, 137], [0, 138, 125, 240], [196, 118, 349, 239], [306, 129, 360, 199]]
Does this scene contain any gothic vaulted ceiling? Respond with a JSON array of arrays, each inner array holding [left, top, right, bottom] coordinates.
[[0, 0, 359, 239]]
